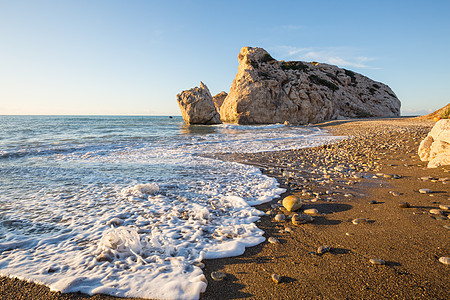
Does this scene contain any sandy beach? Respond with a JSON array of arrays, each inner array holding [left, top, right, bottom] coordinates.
[[1, 117, 449, 300]]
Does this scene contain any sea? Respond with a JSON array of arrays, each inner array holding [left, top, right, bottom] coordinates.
[[0, 115, 340, 299]]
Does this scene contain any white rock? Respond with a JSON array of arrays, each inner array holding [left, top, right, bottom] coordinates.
[[419, 188, 432, 194], [177, 82, 222, 125], [418, 119, 450, 168], [352, 218, 368, 225], [429, 209, 443, 215]]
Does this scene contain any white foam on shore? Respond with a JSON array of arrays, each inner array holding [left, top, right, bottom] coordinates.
[[0, 120, 341, 299]]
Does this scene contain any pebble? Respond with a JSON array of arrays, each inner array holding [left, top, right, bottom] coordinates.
[[211, 271, 227, 281], [274, 214, 285, 221], [192, 262, 205, 269], [292, 214, 314, 225], [439, 205, 450, 210], [345, 232, 354, 236], [389, 191, 401, 196], [268, 237, 280, 244], [419, 188, 432, 194], [284, 227, 293, 233], [444, 225, 450, 230], [271, 273, 282, 284], [317, 245, 331, 254], [439, 257, 450, 265], [282, 195, 302, 212], [352, 218, 368, 225], [303, 208, 319, 215], [369, 200, 377, 204], [398, 202, 410, 208], [369, 258, 385, 265], [429, 209, 443, 215]]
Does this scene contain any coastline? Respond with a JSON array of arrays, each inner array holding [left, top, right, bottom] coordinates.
[[1, 117, 449, 299]]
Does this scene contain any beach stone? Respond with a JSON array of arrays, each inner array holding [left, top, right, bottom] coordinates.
[[398, 202, 410, 208], [389, 191, 401, 196], [429, 209, 444, 215], [268, 237, 280, 244], [369, 200, 377, 204], [352, 218, 368, 225], [438, 257, 450, 265], [303, 208, 319, 215], [274, 214, 285, 221], [439, 205, 450, 210], [419, 188, 432, 194], [369, 258, 385, 265], [317, 245, 331, 255], [292, 214, 314, 225], [211, 271, 227, 281], [271, 273, 282, 284], [282, 195, 302, 212]]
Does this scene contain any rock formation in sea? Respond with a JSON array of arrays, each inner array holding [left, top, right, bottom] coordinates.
[[176, 46, 401, 125], [418, 119, 450, 168], [176, 82, 222, 125], [220, 47, 401, 124]]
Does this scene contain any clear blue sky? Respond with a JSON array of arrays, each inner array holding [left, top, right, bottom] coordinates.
[[1, 0, 449, 116]]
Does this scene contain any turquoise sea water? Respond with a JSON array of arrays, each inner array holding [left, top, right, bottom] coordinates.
[[0, 116, 338, 299]]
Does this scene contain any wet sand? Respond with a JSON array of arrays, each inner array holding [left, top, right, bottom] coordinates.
[[1, 117, 449, 299]]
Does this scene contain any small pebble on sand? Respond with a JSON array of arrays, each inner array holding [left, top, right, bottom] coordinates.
[[274, 214, 285, 221], [268, 237, 280, 244], [369, 258, 385, 265], [439, 205, 450, 210], [389, 191, 401, 196], [271, 273, 282, 284], [439, 257, 450, 265], [429, 209, 443, 215], [211, 271, 227, 281], [398, 202, 410, 208], [419, 188, 432, 194], [352, 218, 367, 225], [303, 208, 319, 215], [317, 245, 331, 254]]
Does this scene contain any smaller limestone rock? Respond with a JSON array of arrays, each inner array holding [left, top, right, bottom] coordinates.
[[429, 209, 444, 215], [369, 258, 385, 265], [211, 271, 227, 281], [389, 191, 401, 196], [419, 188, 432, 194], [271, 273, 282, 284], [438, 257, 450, 265], [282, 195, 302, 212], [439, 205, 450, 210], [292, 214, 314, 225]]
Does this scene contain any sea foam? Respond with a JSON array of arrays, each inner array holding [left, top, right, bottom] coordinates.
[[0, 117, 341, 299]]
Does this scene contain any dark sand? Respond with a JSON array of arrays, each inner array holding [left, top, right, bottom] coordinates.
[[1, 118, 449, 300]]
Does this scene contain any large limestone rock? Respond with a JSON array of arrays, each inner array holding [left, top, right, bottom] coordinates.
[[177, 82, 222, 125], [220, 47, 401, 124], [418, 119, 450, 168]]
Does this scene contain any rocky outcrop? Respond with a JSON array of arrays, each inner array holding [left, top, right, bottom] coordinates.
[[220, 47, 401, 124], [213, 91, 228, 112], [176, 82, 222, 125], [418, 119, 450, 168]]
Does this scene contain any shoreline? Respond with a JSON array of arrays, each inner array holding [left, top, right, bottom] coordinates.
[[1, 117, 449, 299]]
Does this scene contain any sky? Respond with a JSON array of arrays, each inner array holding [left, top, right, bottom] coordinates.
[[0, 0, 449, 116]]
